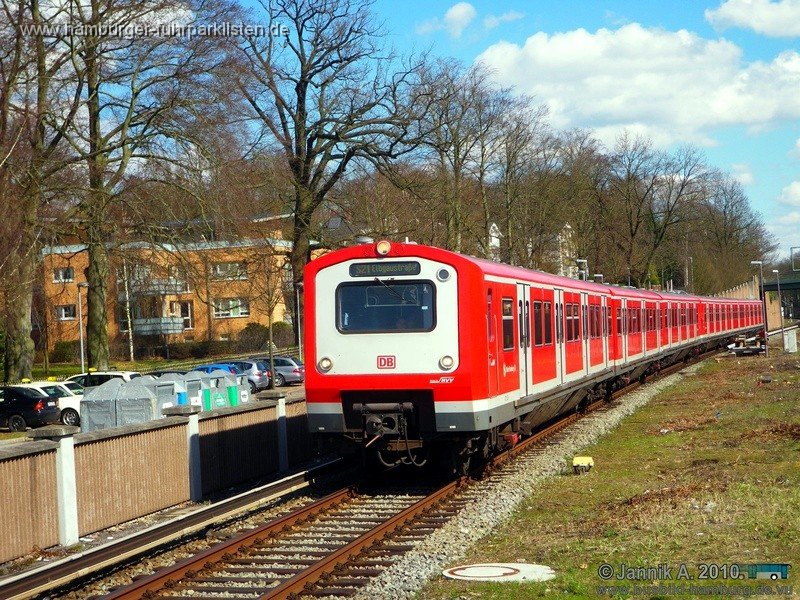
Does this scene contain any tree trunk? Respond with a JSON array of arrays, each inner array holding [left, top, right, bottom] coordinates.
[[3, 200, 37, 382], [85, 238, 110, 369], [289, 188, 313, 347]]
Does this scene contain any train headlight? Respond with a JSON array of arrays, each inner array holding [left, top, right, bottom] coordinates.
[[318, 357, 333, 372], [439, 355, 455, 370], [376, 240, 392, 256]]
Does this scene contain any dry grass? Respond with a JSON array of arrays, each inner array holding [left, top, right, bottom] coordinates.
[[422, 353, 800, 600]]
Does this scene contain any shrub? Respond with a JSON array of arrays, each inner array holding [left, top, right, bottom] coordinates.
[[50, 340, 80, 363], [271, 321, 294, 349], [237, 323, 270, 353]]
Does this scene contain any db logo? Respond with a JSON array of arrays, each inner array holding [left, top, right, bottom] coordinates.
[[377, 355, 396, 369]]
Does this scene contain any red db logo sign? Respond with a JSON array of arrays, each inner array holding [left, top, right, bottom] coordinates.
[[377, 355, 396, 369]]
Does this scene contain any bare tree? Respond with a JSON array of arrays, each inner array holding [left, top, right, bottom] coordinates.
[[232, 0, 424, 344], [1, 0, 81, 380], [57, 0, 232, 369]]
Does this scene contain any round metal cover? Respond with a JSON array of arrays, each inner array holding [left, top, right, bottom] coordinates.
[[443, 563, 555, 582]]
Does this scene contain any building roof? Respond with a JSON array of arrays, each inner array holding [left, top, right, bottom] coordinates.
[[41, 238, 292, 257]]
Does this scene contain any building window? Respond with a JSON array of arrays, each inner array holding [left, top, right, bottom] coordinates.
[[211, 262, 247, 280], [167, 265, 192, 293], [170, 300, 194, 330], [53, 267, 74, 283], [213, 298, 250, 318], [56, 305, 76, 320]]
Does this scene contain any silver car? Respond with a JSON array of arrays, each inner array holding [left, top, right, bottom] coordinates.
[[251, 356, 305, 387], [231, 360, 271, 392]]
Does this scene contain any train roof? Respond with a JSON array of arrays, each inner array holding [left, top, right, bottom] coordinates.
[[308, 241, 759, 304]]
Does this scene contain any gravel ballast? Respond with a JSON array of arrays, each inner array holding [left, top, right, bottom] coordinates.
[[354, 364, 703, 600]]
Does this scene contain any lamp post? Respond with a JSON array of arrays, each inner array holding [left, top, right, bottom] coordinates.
[[295, 281, 304, 362], [77, 282, 89, 372], [750, 260, 768, 357], [773, 269, 785, 351], [576, 259, 587, 281]]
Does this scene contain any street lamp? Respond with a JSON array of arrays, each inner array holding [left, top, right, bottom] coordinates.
[[594, 274, 604, 284], [576, 259, 588, 281], [77, 282, 89, 372], [773, 269, 785, 351], [750, 260, 768, 357]]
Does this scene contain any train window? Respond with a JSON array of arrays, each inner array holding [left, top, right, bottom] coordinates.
[[533, 301, 543, 346], [565, 304, 573, 341], [544, 302, 553, 345], [617, 307, 622, 336], [605, 305, 611, 337], [487, 289, 494, 342], [336, 280, 435, 334], [502, 298, 514, 350]]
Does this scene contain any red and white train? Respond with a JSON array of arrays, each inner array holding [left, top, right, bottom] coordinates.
[[304, 241, 763, 470]]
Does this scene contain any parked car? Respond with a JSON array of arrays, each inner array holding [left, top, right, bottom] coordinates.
[[0, 386, 62, 431], [230, 360, 272, 392], [12, 381, 83, 426], [65, 371, 141, 389], [250, 355, 305, 387], [191, 363, 242, 376], [145, 369, 189, 378]]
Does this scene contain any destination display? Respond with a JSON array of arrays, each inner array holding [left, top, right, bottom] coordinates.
[[349, 261, 421, 277]]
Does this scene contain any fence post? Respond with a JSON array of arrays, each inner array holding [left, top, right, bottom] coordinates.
[[29, 425, 80, 547], [260, 390, 289, 472], [163, 405, 203, 501]]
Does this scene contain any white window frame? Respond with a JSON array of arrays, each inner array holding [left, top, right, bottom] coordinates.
[[170, 300, 194, 330], [53, 267, 75, 283], [213, 298, 250, 318], [56, 304, 77, 320], [211, 262, 247, 281]]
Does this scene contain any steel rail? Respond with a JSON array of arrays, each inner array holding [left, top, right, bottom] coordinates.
[[102, 487, 354, 599], [260, 480, 461, 599], [0, 458, 343, 600]]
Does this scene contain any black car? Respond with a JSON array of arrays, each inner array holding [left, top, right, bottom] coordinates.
[[146, 369, 189, 378], [0, 386, 62, 431]]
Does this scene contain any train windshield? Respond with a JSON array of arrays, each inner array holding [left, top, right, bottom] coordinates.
[[337, 280, 436, 333]]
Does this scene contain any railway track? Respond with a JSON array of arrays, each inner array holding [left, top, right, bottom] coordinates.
[[98, 386, 621, 599]]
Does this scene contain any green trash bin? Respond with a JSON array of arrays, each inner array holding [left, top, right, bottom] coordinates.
[[202, 388, 212, 411], [227, 384, 239, 407], [212, 389, 228, 408]]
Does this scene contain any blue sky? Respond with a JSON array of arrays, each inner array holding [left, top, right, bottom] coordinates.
[[369, 0, 800, 257]]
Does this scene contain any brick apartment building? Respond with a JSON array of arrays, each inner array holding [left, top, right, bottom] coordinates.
[[38, 236, 295, 357]]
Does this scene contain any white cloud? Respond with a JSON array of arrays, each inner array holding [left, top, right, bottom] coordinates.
[[732, 163, 755, 185], [476, 24, 800, 146], [484, 10, 524, 30], [706, 0, 800, 37], [417, 2, 477, 39], [779, 181, 800, 206]]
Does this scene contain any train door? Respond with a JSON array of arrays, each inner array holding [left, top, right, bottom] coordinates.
[[554, 288, 565, 385], [620, 298, 629, 363], [563, 290, 583, 380], [531, 288, 557, 391], [602, 295, 610, 368], [517, 283, 531, 397], [581, 292, 590, 376]]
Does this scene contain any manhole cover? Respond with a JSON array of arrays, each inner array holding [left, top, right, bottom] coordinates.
[[443, 563, 555, 582]]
